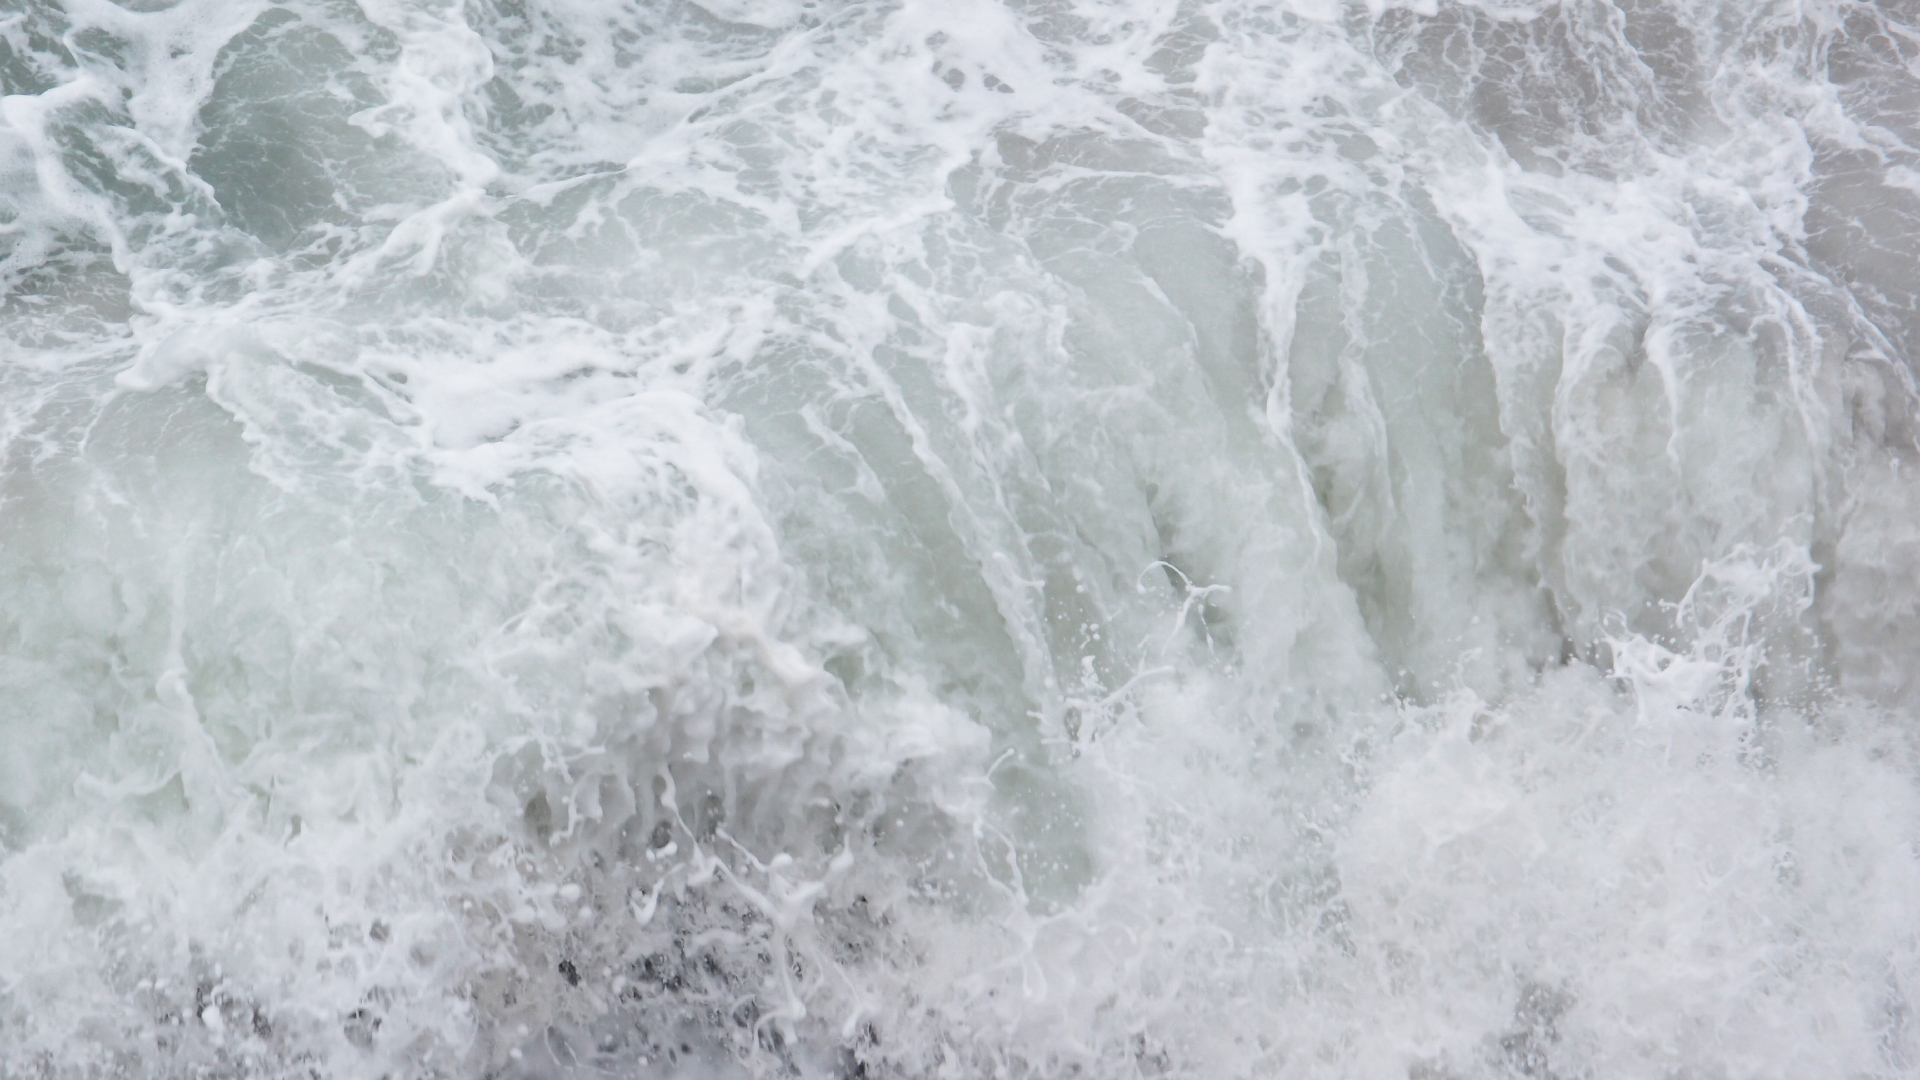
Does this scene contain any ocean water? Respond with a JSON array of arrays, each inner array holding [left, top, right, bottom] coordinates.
[[4, 0, 1920, 1076]]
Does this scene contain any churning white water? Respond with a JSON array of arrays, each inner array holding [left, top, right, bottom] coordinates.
[[4, 0, 1920, 1076]]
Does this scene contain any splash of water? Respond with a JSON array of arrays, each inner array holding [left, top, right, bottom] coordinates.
[[4, 1, 1920, 1077]]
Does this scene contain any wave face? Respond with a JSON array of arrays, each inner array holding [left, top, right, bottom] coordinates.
[[5, 0, 1920, 1076]]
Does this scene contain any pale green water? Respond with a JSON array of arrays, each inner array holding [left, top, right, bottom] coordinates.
[[3, 1, 1920, 1077]]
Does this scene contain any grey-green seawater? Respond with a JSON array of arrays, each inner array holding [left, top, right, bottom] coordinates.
[[4, 1, 1920, 1077]]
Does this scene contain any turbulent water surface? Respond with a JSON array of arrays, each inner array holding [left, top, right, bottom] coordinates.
[[5, 0, 1920, 1076]]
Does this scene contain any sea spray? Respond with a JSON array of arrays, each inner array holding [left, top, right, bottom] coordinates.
[[3, 1, 1920, 1077]]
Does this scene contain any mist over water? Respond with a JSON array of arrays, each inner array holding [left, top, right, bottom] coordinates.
[[4, 0, 1920, 1076]]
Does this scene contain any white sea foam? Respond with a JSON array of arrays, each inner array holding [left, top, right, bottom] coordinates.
[[3, 0, 1920, 1077]]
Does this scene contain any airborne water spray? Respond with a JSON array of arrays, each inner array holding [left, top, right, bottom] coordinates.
[[3, 1, 1920, 1077]]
